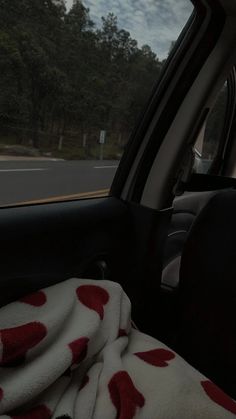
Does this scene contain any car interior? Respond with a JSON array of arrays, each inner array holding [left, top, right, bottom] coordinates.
[[1, 0, 236, 406]]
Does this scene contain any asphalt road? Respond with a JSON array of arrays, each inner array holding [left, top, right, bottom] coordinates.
[[0, 159, 119, 206]]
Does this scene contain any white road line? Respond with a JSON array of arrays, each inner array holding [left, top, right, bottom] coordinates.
[[0, 168, 46, 172], [94, 165, 118, 169]]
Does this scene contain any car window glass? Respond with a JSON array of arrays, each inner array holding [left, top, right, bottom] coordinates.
[[193, 82, 228, 174], [0, 0, 193, 207]]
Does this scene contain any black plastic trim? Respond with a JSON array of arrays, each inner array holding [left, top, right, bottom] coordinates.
[[210, 69, 236, 175], [185, 173, 236, 191], [221, 67, 236, 176]]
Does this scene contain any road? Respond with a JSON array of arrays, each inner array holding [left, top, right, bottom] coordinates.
[[0, 159, 119, 206]]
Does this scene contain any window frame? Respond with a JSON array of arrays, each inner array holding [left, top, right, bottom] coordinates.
[[193, 71, 236, 176], [212, 67, 236, 176], [111, 0, 226, 204]]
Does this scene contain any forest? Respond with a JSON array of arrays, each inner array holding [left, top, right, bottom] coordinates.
[[0, 0, 163, 159]]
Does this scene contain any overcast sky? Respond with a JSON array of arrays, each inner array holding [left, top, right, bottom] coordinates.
[[65, 0, 193, 59]]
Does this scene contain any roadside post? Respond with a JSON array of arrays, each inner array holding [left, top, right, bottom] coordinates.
[[58, 134, 63, 151], [82, 133, 87, 148], [99, 130, 106, 161]]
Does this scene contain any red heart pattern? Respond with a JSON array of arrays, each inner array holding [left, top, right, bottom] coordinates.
[[118, 329, 128, 338], [0, 322, 47, 367], [11, 404, 51, 419], [201, 380, 236, 414], [1, 280, 234, 419], [134, 348, 175, 367], [109, 371, 145, 419], [20, 291, 47, 307], [76, 285, 109, 320], [68, 337, 89, 365]]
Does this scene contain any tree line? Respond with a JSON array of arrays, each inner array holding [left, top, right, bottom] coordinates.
[[0, 0, 163, 156]]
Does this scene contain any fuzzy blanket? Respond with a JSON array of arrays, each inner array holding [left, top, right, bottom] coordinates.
[[0, 278, 235, 418]]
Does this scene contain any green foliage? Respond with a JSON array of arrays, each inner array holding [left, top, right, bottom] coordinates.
[[0, 0, 163, 154]]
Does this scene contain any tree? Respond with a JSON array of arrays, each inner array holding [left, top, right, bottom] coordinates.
[[0, 0, 68, 147], [0, 1, 162, 153]]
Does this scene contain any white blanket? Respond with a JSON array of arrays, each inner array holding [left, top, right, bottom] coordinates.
[[0, 278, 235, 418]]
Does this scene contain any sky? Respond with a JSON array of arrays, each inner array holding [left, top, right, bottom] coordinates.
[[65, 0, 193, 59]]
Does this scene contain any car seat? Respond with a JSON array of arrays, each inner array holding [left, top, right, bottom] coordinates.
[[174, 189, 236, 398]]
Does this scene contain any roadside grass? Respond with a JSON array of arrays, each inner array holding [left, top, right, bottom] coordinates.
[[0, 143, 40, 157], [53, 144, 122, 160], [0, 138, 123, 160]]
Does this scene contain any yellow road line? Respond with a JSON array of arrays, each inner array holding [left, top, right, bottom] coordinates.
[[1, 189, 110, 207]]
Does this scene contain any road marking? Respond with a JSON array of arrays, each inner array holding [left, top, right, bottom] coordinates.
[[94, 165, 118, 169], [0, 168, 46, 172], [1, 189, 110, 207]]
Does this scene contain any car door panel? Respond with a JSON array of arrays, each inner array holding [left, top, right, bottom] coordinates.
[[0, 198, 132, 307], [0, 197, 172, 337]]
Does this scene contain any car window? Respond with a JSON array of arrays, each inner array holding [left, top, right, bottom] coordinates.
[[193, 82, 228, 174], [0, 0, 193, 207]]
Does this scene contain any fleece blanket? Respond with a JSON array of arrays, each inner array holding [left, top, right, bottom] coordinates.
[[0, 278, 236, 418]]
